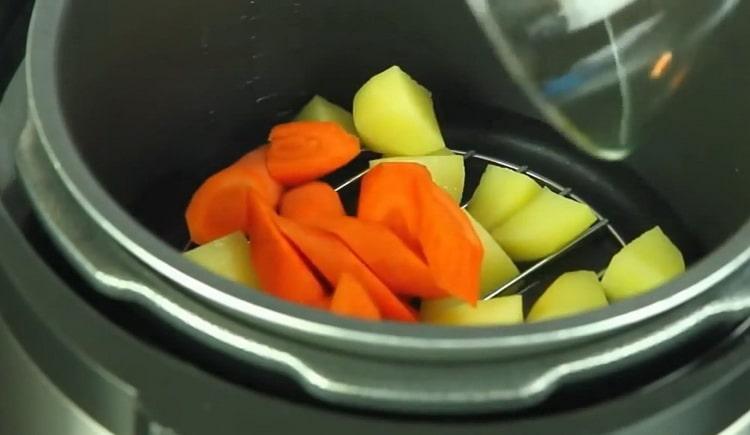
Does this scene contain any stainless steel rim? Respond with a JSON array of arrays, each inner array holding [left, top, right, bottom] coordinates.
[[23, 0, 750, 359]]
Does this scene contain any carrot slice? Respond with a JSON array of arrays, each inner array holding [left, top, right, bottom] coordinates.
[[186, 146, 283, 245], [417, 180, 483, 304], [276, 217, 417, 322], [357, 162, 482, 304], [308, 216, 447, 299], [267, 121, 360, 185], [279, 181, 346, 221], [244, 192, 328, 307], [330, 273, 381, 321], [357, 162, 432, 253]]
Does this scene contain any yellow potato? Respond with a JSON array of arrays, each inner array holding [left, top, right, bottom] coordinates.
[[183, 232, 259, 288], [420, 295, 523, 326], [491, 188, 597, 261], [370, 154, 465, 202], [467, 166, 542, 231], [353, 66, 446, 156], [465, 212, 519, 296], [527, 271, 608, 322], [601, 226, 685, 301], [428, 147, 454, 156], [295, 95, 357, 136]]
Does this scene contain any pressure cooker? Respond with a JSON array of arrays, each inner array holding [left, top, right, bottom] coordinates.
[[1, 0, 750, 433]]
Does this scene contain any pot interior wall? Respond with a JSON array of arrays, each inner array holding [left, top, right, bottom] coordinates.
[[54, 0, 749, 259]]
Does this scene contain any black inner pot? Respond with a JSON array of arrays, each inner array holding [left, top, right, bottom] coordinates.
[[55, 0, 749, 302]]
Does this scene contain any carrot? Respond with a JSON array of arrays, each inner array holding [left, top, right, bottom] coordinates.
[[186, 146, 283, 245], [267, 121, 360, 186], [276, 217, 417, 322], [358, 162, 482, 304], [244, 192, 328, 307], [357, 162, 432, 253], [330, 273, 381, 321], [416, 179, 483, 304], [279, 181, 345, 221], [308, 216, 447, 299]]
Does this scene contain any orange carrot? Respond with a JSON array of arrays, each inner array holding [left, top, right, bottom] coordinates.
[[330, 273, 381, 321], [244, 192, 328, 307], [358, 162, 482, 304], [267, 121, 360, 185], [186, 146, 283, 245], [416, 180, 483, 304], [308, 216, 447, 299], [357, 162, 432, 253], [279, 181, 346, 221], [276, 217, 417, 322]]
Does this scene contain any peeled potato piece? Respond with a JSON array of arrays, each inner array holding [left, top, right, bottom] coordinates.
[[295, 95, 357, 136], [183, 231, 259, 288], [420, 295, 523, 326], [527, 271, 608, 322], [353, 66, 446, 156], [465, 212, 519, 296], [491, 188, 597, 261], [370, 154, 465, 203], [601, 226, 685, 301], [467, 166, 542, 231]]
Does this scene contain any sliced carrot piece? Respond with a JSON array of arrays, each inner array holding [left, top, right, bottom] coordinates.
[[267, 121, 360, 185], [244, 192, 328, 307], [276, 217, 417, 322], [417, 180, 483, 304], [308, 216, 447, 299], [330, 273, 381, 321], [186, 146, 283, 245], [358, 162, 482, 304], [357, 162, 432, 253], [279, 181, 345, 221]]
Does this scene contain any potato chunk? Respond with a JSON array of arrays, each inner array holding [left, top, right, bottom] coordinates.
[[183, 231, 259, 288], [295, 95, 357, 136], [601, 226, 685, 301], [467, 166, 542, 231], [465, 212, 519, 296], [527, 271, 608, 322], [491, 188, 597, 261], [353, 66, 446, 155], [420, 295, 523, 326]]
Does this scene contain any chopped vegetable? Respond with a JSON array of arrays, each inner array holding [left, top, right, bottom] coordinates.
[[183, 231, 259, 288], [601, 226, 685, 301], [428, 148, 455, 156], [357, 162, 428, 252], [369, 154, 465, 203], [359, 162, 482, 303], [295, 95, 358, 136], [309, 216, 447, 299], [465, 212, 519, 296], [467, 166, 541, 231], [417, 179, 483, 304], [353, 66, 446, 156], [527, 271, 608, 322], [276, 216, 417, 322], [491, 188, 597, 261], [185, 146, 283, 245], [267, 121, 360, 185], [279, 181, 345, 221], [330, 273, 381, 321], [244, 192, 328, 308], [420, 295, 523, 326]]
